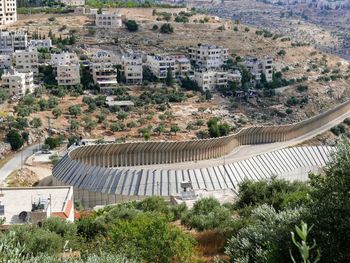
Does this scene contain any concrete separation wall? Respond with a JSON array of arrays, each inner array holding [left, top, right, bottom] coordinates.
[[68, 99, 350, 167]]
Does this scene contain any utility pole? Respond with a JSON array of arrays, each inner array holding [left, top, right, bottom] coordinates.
[[47, 117, 51, 137], [21, 147, 23, 171]]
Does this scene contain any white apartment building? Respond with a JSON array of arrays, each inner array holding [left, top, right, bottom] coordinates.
[[146, 55, 176, 80], [0, 54, 12, 69], [51, 52, 79, 67], [13, 49, 39, 75], [227, 70, 242, 85], [56, 64, 80, 86], [121, 54, 143, 84], [188, 44, 229, 69], [0, 186, 74, 225], [95, 13, 122, 29], [0, 0, 17, 26], [91, 50, 118, 64], [59, 0, 85, 6], [0, 30, 27, 53], [194, 69, 228, 91], [91, 62, 118, 94], [1, 69, 34, 97], [28, 39, 52, 49], [174, 55, 191, 78], [241, 57, 273, 82]]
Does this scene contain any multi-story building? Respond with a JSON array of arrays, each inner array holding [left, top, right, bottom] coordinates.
[[227, 70, 242, 85], [91, 62, 118, 94], [121, 54, 143, 84], [194, 69, 228, 91], [0, 30, 27, 53], [0, 54, 13, 69], [241, 57, 273, 82], [95, 12, 122, 28], [28, 39, 52, 49], [146, 54, 175, 80], [56, 63, 80, 86], [91, 50, 118, 64], [1, 69, 34, 97], [173, 55, 191, 78], [13, 49, 39, 75], [51, 52, 79, 67], [0, 0, 17, 26], [188, 44, 229, 69], [0, 186, 74, 225], [58, 0, 85, 6]]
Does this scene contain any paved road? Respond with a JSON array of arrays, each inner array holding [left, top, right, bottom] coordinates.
[[132, 107, 350, 170], [0, 144, 40, 184]]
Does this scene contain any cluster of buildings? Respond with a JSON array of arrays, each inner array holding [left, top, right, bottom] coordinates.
[[0, 30, 38, 98], [0, 26, 274, 98], [262, 0, 350, 9]]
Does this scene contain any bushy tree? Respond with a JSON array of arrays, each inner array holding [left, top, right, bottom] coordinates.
[[236, 178, 310, 211], [306, 140, 350, 263], [181, 197, 233, 231], [110, 213, 195, 262], [30, 117, 42, 128], [160, 23, 174, 34], [126, 20, 139, 32], [44, 136, 60, 149], [6, 130, 24, 150], [52, 107, 62, 118], [207, 117, 231, 138], [225, 204, 304, 263], [68, 105, 82, 116]]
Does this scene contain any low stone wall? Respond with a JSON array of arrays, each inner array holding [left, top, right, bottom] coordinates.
[[68, 99, 350, 167]]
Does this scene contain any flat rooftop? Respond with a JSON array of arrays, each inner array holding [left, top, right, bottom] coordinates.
[[0, 186, 73, 224]]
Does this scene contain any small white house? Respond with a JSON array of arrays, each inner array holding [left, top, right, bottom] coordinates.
[[0, 186, 74, 225]]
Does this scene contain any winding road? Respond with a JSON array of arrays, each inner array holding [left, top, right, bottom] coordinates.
[[0, 144, 40, 184]]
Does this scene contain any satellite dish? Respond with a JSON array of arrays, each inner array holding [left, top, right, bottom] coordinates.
[[18, 211, 28, 222]]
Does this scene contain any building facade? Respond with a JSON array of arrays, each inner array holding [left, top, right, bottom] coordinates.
[[59, 0, 85, 6], [1, 69, 34, 97], [13, 49, 39, 75], [0, 30, 27, 53], [91, 50, 118, 64], [194, 69, 228, 91], [0, 54, 13, 69], [0, 0, 17, 26], [241, 57, 273, 82], [121, 54, 143, 84], [146, 55, 175, 80], [51, 52, 79, 67], [56, 64, 80, 86], [188, 44, 229, 69], [95, 13, 122, 28], [28, 39, 52, 49], [174, 55, 191, 78], [91, 62, 118, 94]]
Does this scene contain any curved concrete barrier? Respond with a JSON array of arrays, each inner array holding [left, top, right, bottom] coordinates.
[[68, 99, 350, 167]]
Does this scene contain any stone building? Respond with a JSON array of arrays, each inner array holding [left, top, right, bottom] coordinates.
[[1, 69, 34, 97], [0, 30, 27, 53], [121, 53, 143, 84], [0, 0, 17, 25], [188, 43, 229, 69], [13, 49, 39, 75], [95, 12, 122, 29]]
